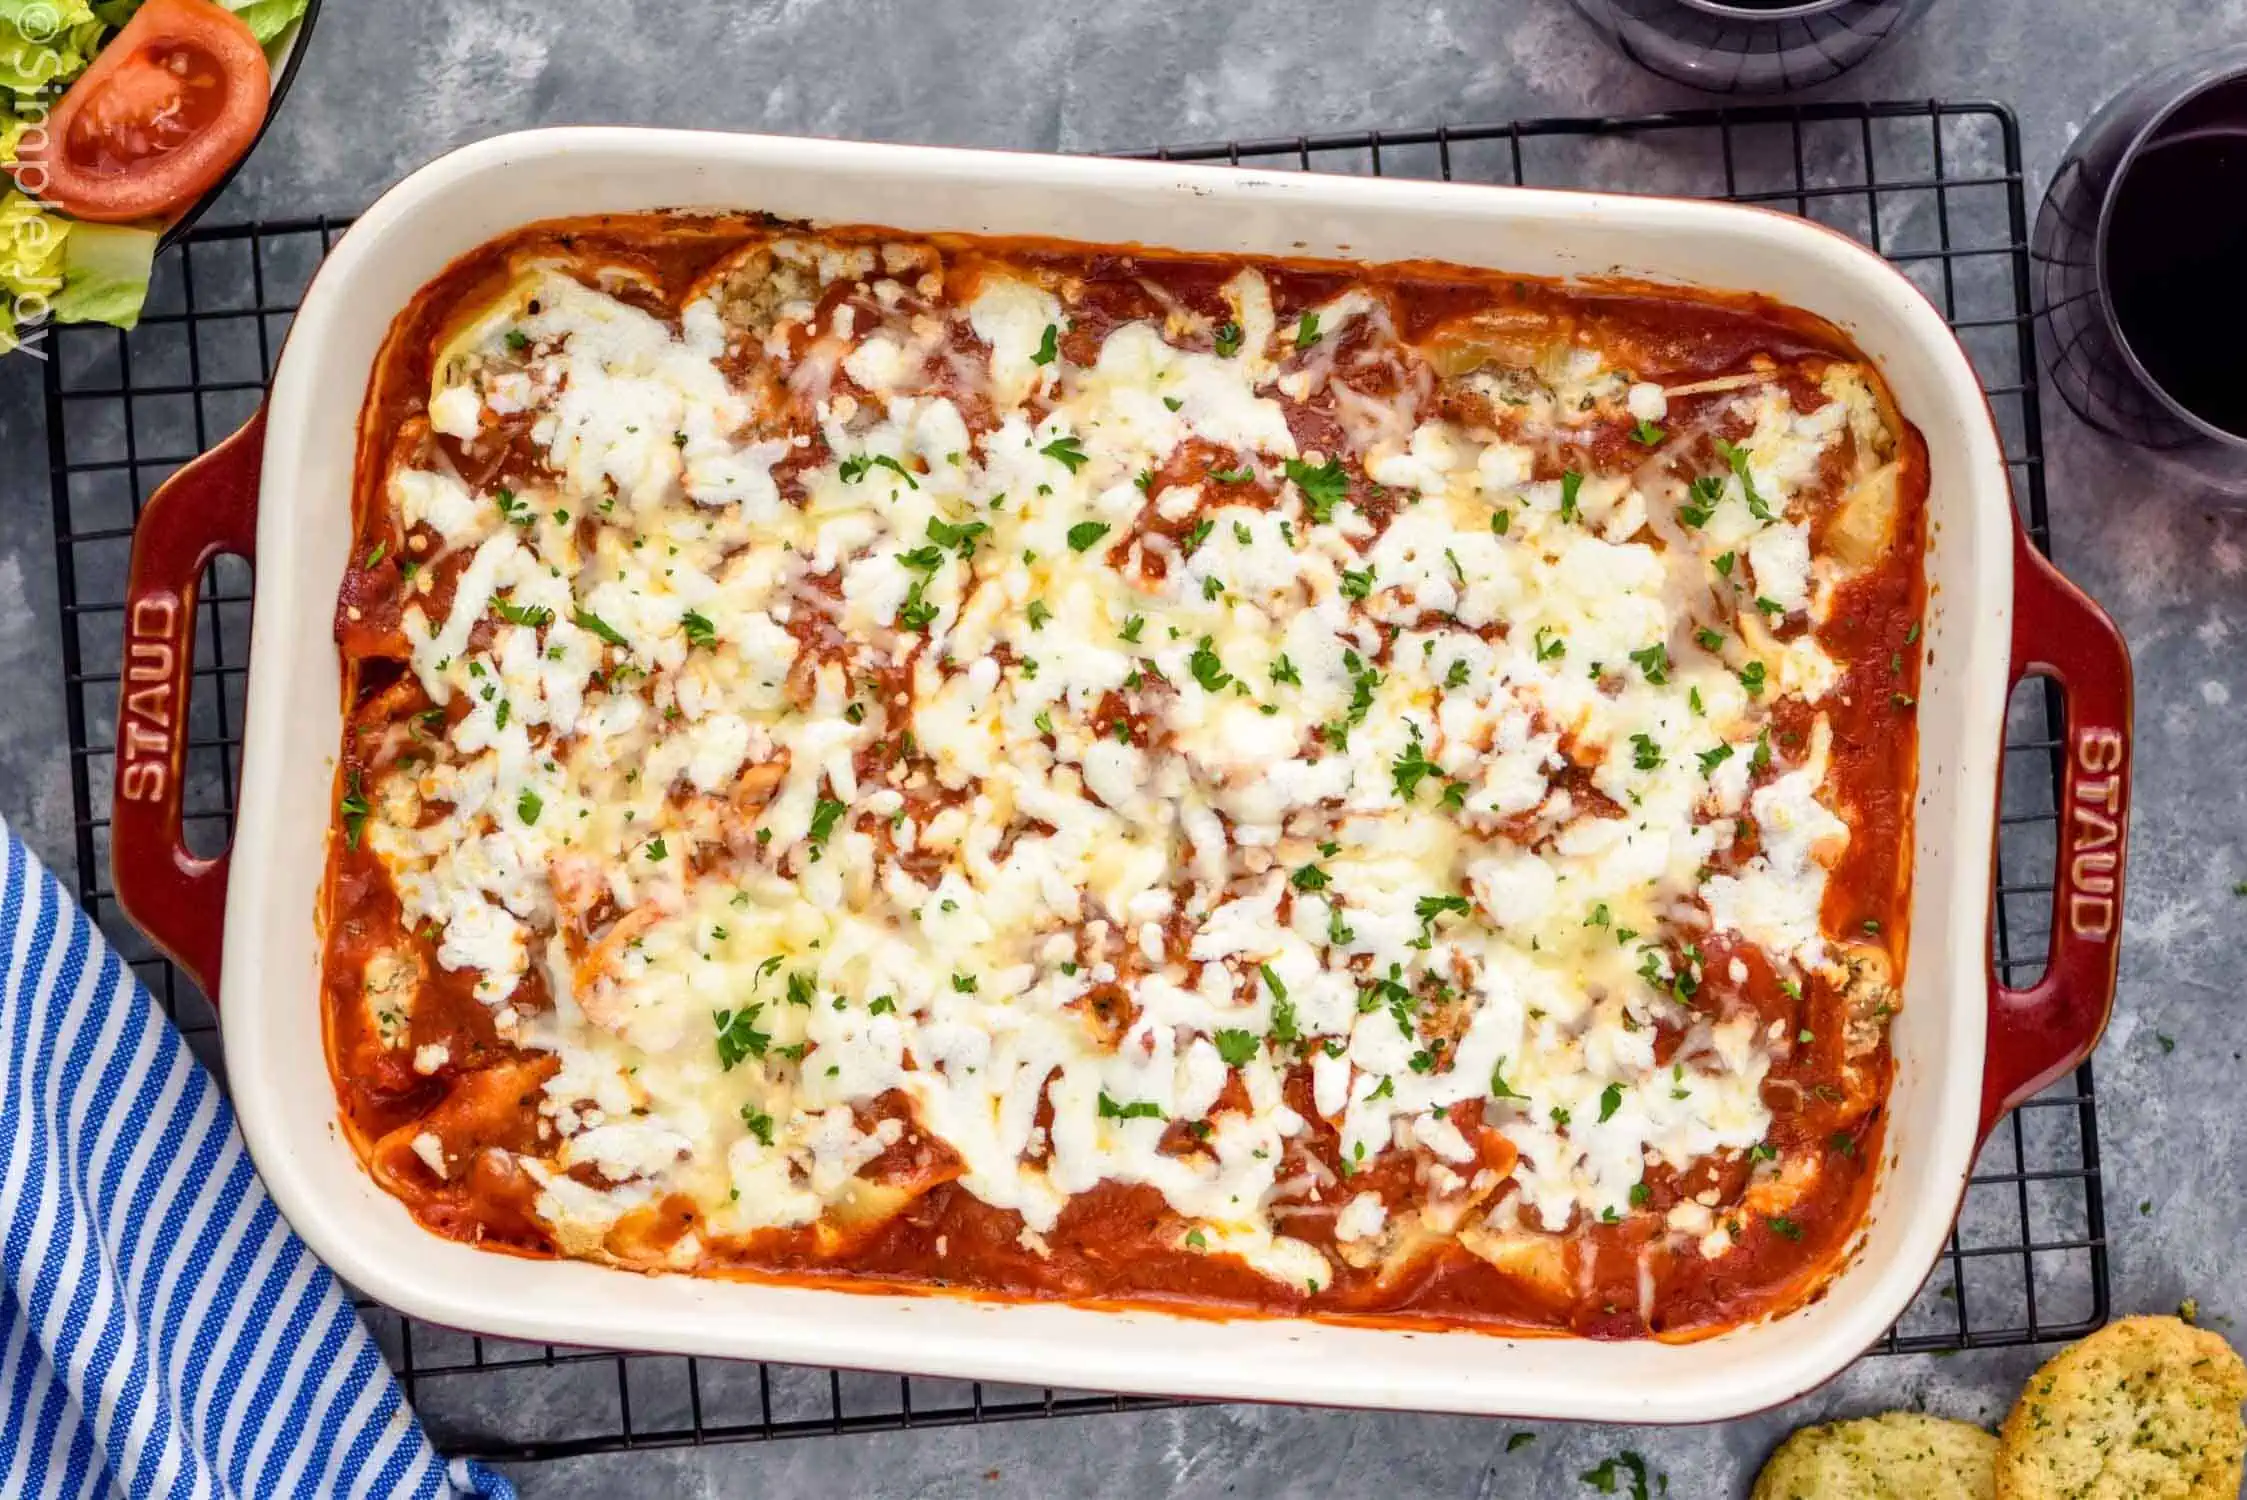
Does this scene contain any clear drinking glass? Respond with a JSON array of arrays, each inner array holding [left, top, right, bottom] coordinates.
[[1567, 0, 1937, 94], [2032, 44, 2247, 496]]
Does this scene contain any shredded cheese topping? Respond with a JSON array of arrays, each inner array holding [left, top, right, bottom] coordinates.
[[354, 233, 1894, 1290]]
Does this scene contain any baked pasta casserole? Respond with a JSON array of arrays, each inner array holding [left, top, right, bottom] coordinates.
[[325, 213, 1926, 1338]]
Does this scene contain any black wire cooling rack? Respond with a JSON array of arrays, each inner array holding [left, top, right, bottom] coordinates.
[[35, 100, 2106, 1463]]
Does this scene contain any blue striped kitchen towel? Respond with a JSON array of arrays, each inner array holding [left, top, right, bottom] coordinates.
[[0, 819, 516, 1500]]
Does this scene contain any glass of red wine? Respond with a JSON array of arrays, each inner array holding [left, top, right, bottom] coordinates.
[[1567, 0, 1936, 94], [2034, 46, 2247, 493]]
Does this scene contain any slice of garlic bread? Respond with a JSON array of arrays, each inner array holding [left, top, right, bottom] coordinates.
[[1753, 1411, 1997, 1499], [1996, 1315, 2247, 1500]]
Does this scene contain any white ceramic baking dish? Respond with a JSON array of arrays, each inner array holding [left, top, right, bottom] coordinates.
[[108, 128, 2135, 1423]]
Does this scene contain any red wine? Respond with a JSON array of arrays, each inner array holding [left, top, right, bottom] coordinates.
[[2105, 128, 2247, 437]]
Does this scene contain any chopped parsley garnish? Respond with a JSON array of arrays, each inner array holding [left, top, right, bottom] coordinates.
[[1698, 744, 1735, 778], [1066, 520, 1111, 552], [1390, 728, 1440, 803], [1294, 311, 1321, 349], [739, 1106, 776, 1146], [1535, 625, 1566, 662], [362, 540, 388, 569], [927, 516, 989, 552], [644, 835, 667, 860], [1212, 319, 1243, 357], [515, 788, 542, 826], [1558, 469, 1583, 523], [1032, 322, 1060, 365], [1098, 1092, 1163, 1121], [1184, 517, 1214, 554], [1755, 595, 1786, 617], [1628, 642, 1670, 684], [1630, 733, 1664, 771], [1270, 653, 1301, 686], [1284, 457, 1350, 523], [952, 972, 979, 993], [1491, 507, 1511, 535], [680, 609, 716, 648], [867, 454, 919, 489], [1579, 1453, 1652, 1498], [494, 596, 553, 629], [1214, 1029, 1260, 1068], [898, 580, 941, 631], [1629, 418, 1665, 447], [1291, 863, 1331, 892], [1119, 614, 1146, 644], [1042, 436, 1090, 473], [1695, 626, 1725, 652], [1489, 1060, 1527, 1101], [1339, 565, 1375, 600], [1738, 660, 1768, 697], [1751, 728, 1773, 771], [1598, 1082, 1624, 1123], [1415, 892, 1471, 925], [1026, 599, 1052, 630], [1766, 1214, 1804, 1242], [1188, 636, 1233, 692], [1629, 1183, 1651, 1209], [807, 797, 847, 848], [1261, 964, 1300, 1043], [1713, 438, 1774, 521], [1679, 474, 1723, 528], [713, 1006, 770, 1070], [1209, 464, 1254, 484], [339, 773, 369, 850], [1034, 709, 1055, 737], [869, 995, 897, 1015], [1713, 550, 1736, 578], [504, 328, 530, 353], [1446, 659, 1470, 689], [1234, 521, 1254, 546], [571, 608, 630, 649]]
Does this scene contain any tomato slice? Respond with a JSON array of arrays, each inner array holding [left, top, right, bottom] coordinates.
[[16, 0, 271, 225]]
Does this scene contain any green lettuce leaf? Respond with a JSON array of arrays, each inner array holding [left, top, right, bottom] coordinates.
[[1, 97, 28, 163], [221, 0, 306, 47], [0, 0, 100, 97], [53, 216, 152, 326], [0, 187, 68, 351]]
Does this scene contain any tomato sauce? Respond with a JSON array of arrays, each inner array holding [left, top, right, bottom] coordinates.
[[324, 213, 1926, 1342]]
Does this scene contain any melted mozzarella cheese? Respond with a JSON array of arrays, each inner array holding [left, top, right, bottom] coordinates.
[[366, 238, 1879, 1286]]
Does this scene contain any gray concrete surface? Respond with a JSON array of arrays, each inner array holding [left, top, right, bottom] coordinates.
[[5, 1, 2247, 1494]]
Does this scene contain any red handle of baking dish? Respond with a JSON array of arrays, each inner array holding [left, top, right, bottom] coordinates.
[[1978, 524, 2133, 1139], [110, 408, 265, 1002]]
